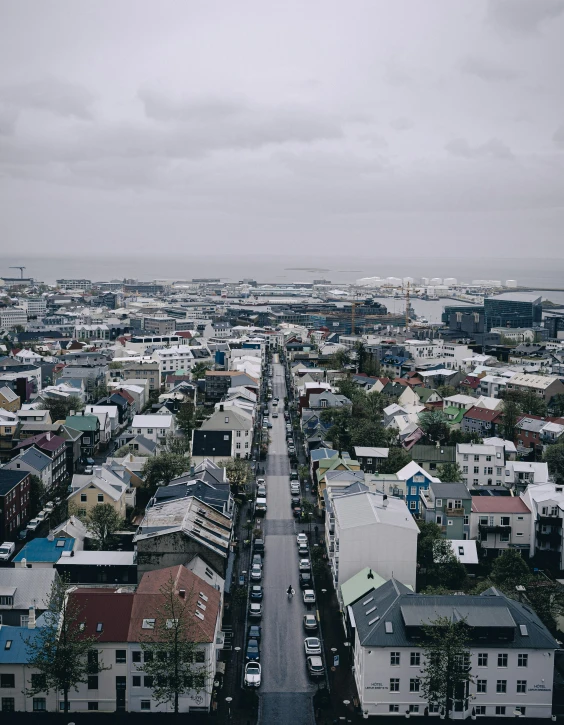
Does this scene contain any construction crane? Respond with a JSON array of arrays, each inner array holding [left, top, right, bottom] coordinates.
[[9, 266, 26, 279], [380, 281, 421, 330]]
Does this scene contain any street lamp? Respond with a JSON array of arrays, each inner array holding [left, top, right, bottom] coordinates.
[[321, 588, 327, 619], [234, 646, 241, 689], [343, 640, 351, 665], [225, 696, 233, 721]]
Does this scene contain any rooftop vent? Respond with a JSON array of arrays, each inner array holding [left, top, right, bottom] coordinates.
[[368, 617, 380, 626], [385, 621, 394, 634], [195, 611, 205, 620], [365, 606, 377, 616], [362, 596, 374, 606]]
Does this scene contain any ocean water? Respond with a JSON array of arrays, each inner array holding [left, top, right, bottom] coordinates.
[[1, 254, 564, 289]]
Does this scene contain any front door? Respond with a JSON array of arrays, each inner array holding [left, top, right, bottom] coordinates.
[[116, 676, 126, 711]]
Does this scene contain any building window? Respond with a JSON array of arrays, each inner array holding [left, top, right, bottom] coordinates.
[[473, 479, 479, 486], [410, 652, 420, 667], [500, 516, 510, 526], [476, 679, 487, 693], [88, 676, 98, 689], [497, 653, 507, 667], [517, 654, 528, 667], [435, 498, 443, 507], [144, 676, 154, 687], [463, 466, 468, 474], [409, 705, 419, 713], [514, 707, 526, 716], [409, 501, 417, 510], [1, 698, 15, 712], [409, 678, 420, 692], [447, 519, 453, 526], [0, 674, 15, 689], [390, 652, 400, 666], [132, 676, 141, 687], [236, 430, 241, 437], [516, 680, 527, 693], [475, 706, 486, 716], [495, 706, 506, 716], [81, 493, 87, 502], [141, 700, 151, 711], [410, 486, 417, 496], [389, 678, 400, 692], [463, 454, 468, 461], [132, 651, 142, 663], [474, 455, 479, 462], [116, 650, 126, 664], [478, 653, 488, 667], [97, 494, 104, 502], [88, 702, 99, 711], [474, 466, 479, 474], [389, 704, 399, 713], [20, 616, 29, 627], [496, 680, 507, 694]]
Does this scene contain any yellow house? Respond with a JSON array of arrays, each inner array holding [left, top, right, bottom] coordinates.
[[68, 466, 128, 519], [316, 455, 361, 511], [0, 385, 21, 412]]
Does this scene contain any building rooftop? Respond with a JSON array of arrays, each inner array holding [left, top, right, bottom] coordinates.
[[471, 497, 531, 513], [14, 537, 75, 563]]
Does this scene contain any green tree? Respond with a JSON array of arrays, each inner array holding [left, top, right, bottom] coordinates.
[[328, 348, 351, 370], [141, 453, 190, 496], [25, 577, 106, 713], [28, 474, 46, 518], [550, 394, 564, 418], [491, 549, 531, 591], [86, 503, 124, 550], [436, 462, 463, 483], [544, 443, 564, 482], [419, 616, 473, 719], [175, 401, 195, 437], [501, 399, 520, 441], [320, 406, 352, 455], [378, 446, 411, 474], [109, 361, 123, 370], [419, 409, 450, 444], [437, 385, 456, 398], [140, 574, 209, 714], [91, 382, 109, 401], [191, 362, 210, 381], [523, 580, 564, 633], [298, 464, 310, 483], [417, 522, 467, 591], [164, 431, 191, 456], [43, 395, 84, 423], [218, 457, 251, 494]]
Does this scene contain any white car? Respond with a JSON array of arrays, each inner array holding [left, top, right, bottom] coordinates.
[[303, 589, 316, 605], [244, 661, 261, 688], [297, 533, 308, 547], [250, 563, 262, 581], [304, 637, 322, 655], [249, 603, 262, 619], [0, 542, 15, 561], [26, 518, 41, 531], [290, 484, 300, 495]]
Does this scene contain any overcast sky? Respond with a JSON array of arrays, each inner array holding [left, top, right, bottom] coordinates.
[[0, 0, 563, 260]]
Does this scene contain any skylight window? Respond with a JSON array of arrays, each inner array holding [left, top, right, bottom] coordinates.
[[56, 540, 66, 547], [96, 623, 103, 632], [142, 619, 155, 629], [385, 621, 394, 633], [194, 611, 204, 620], [519, 624, 529, 636], [365, 606, 377, 616], [362, 596, 374, 606], [199, 592, 209, 602], [197, 601, 206, 611], [368, 617, 380, 626], [5, 640, 12, 650]]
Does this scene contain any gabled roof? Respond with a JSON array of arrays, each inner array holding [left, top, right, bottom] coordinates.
[[411, 444, 456, 463], [0, 626, 44, 664], [71, 589, 135, 642], [471, 497, 531, 514], [463, 406, 502, 422], [0, 568, 57, 609], [69, 466, 128, 502], [0, 469, 29, 496], [64, 413, 99, 431], [19, 446, 52, 472], [340, 567, 388, 608]]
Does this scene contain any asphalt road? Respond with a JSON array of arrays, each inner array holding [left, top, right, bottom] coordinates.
[[259, 359, 316, 725]]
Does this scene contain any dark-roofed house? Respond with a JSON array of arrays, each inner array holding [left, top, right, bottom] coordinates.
[[0, 469, 31, 540], [351, 580, 558, 719], [411, 444, 456, 475], [419, 481, 472, 540], [65, 411, 101, 458], [4, 446, 53, 489], [462, 406, 502, 436], [13, 431, 67, 487], [191, 429, 232, 464], [134, 496, 233, 581], [0, 567, 58, 626]]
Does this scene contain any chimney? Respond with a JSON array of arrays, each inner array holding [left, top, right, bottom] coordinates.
[[70, 410, 75, 417], [94, 466, 103, 478], [47, 531, 54, 542], [20, 558, 27, 568], [382, 494, 388, 508], [28, 606, 36, 629], [179, 589, 186, 599], [46, 432, 51, 441]]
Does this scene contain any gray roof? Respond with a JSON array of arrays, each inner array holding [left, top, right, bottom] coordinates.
[[352, 581, 558, 650], [0, 568, 58, 610], [411, 444, 456, 463], [429, 482, 471, 500], [20, 446, 52, 472]]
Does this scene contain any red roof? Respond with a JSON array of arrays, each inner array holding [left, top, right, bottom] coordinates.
[[471, 497, 531, 513], [71, 589, 135, 642], [176, 331, 192, 339], [463, 406, 502, 422], [14, 432, 65, 453], [114, 388, 135, 404], [128, 565, 221, 644], [461, 376, 481, 389]]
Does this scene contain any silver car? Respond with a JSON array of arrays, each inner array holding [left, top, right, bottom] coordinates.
[[304, 637, 322, 655]]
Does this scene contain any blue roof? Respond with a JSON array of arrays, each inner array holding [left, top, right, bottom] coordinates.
[[20, 446, 51, 472], [310, 448, 338, 462], [14, 537, 75, 563], [0, 626, 42, 664]]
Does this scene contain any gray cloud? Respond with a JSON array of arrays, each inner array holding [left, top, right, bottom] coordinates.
[[458, 54, 520, 82], [554, 123, 564, 148], [0, 77, 94, 119], [487, 0, 564, 34], [0, 105, 17, 135], [390, 117, 413, 131], [445, 137, 514, 160]]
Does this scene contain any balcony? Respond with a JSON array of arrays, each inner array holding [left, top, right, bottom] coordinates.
[[538, 516, 562, 528], [537, 530, 562, 546], [446, 507, 465, 516], [479, 524, 511, 535]]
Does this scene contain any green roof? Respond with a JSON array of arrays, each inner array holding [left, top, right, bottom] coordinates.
[[411, 445, 456, 463], [416, 387, 441, 402], [340, 567, 413, 608], [64, 414, 99, 432], [443, 407, 464, 424]]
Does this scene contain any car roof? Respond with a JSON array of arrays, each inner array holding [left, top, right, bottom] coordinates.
[[309, 656, 323, 664]]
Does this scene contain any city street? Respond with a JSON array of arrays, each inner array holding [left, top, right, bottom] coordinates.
[[259, 360, 316, 725]]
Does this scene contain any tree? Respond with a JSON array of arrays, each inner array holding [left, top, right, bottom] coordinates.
[[164, 431, 191, 456], [29, 474, 46, 518], [175, 401, 195, 437], [328, 348, 351, 370], [523, 579, 564, 633], [419, 410, 450, 444], [298, 464, 310, 483], [417, 522, 467, 591], [141, 453, 190, 496], [436, 462, 463, 483], [86, 503, 124, 550], [320, 406, 352, 456], [419, 616, 473, 719], [545, 443, 564, 482], [43, 395, 84, 423], [437, 385, 456, 398], [109, 361, 123, 370], [550, 394, 564, 418], [140, 574, 208, 714], [378, 446, 411, 474], [25, 577, 105, 713], [501, 399, 520, 441], [218, 457, 251, 494], [491, 549, 531, 591], [191, 362, 210, 381], [90, 382, 108, 402]]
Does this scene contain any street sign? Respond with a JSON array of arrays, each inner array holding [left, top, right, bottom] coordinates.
[[334, 655, 340, 667]]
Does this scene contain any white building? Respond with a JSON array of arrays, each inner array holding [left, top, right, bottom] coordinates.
[[131, 414, 175, 444], [0, 308, 27, 330], [21, 298, 47, 317], [521, 482, 564, 570], [330, 491, 418, 591], [352, 580, 557, 719], [456, 443, 506, 489], [470, 496, 532, 557]]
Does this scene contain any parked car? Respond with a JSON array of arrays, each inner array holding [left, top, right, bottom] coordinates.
[[291, 496, 300, 507], [250, 564, 262, 581], [249, 603, 262, 619], [0, 541, 15, 561], [296, 533, 308, 546], [26, 518, 41, 532], [290, 471, 299, 481], [304, 637, 322, 655], [18, 529, 28, 541], [257, 478, 265, 486], [293, 506, 302, 518], [303, 614, 318, 632], [36, 509, 49, 522], [299, 572, 312, 589], [250, 586, 263, 602], [44, 501, 55, 513], [257, 485, 267, 498], [299, 558, 311, 572], [244, 661, 261, 688], [246, 639, 260, 661], [272, 412, 278, 418], [248, 625, 262, 641], [252, 554, 263, 567], [265, 421, 272, 429], [307, 656, 325, 678], [253, 538, 265, 553], [298, 544, 309, 557], [303, 589, 316, 605], [290, 482, 300, 493]]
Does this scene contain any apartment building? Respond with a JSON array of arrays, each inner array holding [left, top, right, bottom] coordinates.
[[131, 414, 175, 444], [470, 497, 532, 557], [352, 580, 557, 719], [505, 373, 564, 403], [419, 482, 472, 540], [0, 469, 31, 540], [456, 443, 506, 489], [521, 483, 564, 571]]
